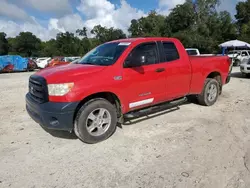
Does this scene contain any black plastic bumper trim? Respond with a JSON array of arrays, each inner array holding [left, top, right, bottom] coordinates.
[[26, 93, 79, 131]]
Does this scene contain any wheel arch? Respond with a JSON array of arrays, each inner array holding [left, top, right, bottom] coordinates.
[[206, 71, 222, 94], [73, 91, 122, 121], [206, 71, 222, 84]]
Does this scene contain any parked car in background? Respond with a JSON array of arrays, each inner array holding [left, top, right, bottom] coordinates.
[[71, 58, 81, 64], [227, 50, 250, 66], [240, 58, 250, 77], [46, 57, 68, 67], [26, 37, 231, 144], [36, 57, 51, 68], [27, 58, 37, 70], [186, 48, 201, 55], [0, 55, 35, 73], [46, 56, 81, 67]]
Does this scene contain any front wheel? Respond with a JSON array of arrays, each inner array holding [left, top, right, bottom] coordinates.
[[74, 98, 117, 144], [234, 60, 240, 66], [197, 78, 220, 106]]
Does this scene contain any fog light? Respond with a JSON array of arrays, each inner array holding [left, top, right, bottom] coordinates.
[[50, 117, 59, 126]]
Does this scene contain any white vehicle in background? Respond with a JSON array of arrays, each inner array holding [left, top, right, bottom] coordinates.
[[186, 48, 201, 56], [227, 50, 250, 66], [64, 56, 81, 62], [36, 57, 52, 68], [240, 58, 250, 77]]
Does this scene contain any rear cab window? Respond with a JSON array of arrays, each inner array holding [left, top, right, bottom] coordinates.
[[161, 41, 180, 62], [186, 50, 198, 56]]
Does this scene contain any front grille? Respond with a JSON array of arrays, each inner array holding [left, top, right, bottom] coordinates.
[[247, 67, 250, 70], [29, 75, 48, 103]]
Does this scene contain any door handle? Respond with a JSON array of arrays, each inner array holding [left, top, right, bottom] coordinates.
[[155, 68, 165, 73]]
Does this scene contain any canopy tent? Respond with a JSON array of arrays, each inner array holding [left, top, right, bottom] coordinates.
[[219, 40, 250, 48], [219, 40, 250, 56]]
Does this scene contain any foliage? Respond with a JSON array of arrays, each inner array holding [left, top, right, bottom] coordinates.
[[91, 25, 126, 43], [7, 32, 41, 57], [0, 32, 8, 55], [128, 10, 166, 37], [235, 0, 250, 43]]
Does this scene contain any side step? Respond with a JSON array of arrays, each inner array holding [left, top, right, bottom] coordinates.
[[124, 97, 187, 119]]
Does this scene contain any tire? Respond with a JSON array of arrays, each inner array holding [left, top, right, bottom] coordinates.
[[234, 60, 240, 66], [74, 98, 117, 144], [197, 78, 220, 106], [246, 74, 250, 78]]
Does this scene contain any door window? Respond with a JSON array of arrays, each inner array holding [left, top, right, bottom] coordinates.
[[125, 42, 159, 67], [242, 51, 248, 56]]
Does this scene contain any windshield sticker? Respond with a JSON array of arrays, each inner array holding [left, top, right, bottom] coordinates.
[[118, 42, 131, 46]]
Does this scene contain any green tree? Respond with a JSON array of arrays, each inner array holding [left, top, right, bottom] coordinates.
[[128, 10, 166, 37], [12, 32, 41, 57], [165, 3, 196, 34], [55, 32, 81, 56], [40, 39, 60, 57], [91, 25, 126, 43], [0, 32, 8, 55], [166, 0, 234, 53], [235, 0, 250, 43], [76, 27, 87, 38]]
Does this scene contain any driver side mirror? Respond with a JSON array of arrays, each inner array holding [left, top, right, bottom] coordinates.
[[124, 55, 146, 68]]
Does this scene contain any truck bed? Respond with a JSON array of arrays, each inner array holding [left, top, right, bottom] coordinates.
[[188, 55, 231, 94]]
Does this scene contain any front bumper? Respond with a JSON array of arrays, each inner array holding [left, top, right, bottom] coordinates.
[[226, 75, 231, 84], [26, 93, 79, 131], [240, 65, 250, 74]]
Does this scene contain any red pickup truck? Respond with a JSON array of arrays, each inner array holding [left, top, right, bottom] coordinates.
[[26, 37, 231, 143]]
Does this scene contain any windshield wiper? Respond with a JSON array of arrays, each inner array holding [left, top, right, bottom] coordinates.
[[81, 62, 97, 65]]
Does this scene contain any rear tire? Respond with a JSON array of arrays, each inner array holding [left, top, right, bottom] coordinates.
[[74, 98, 117, 144], [197, 78, 220, 106]]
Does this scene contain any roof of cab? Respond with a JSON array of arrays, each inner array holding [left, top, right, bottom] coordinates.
[[109, 37, 174, 43]]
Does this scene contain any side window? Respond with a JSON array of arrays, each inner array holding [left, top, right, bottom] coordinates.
[[242, 51, 248, 56], [162, 42, 180, 62], [187, 50, 197, 56], [126, 42, 159, 66]]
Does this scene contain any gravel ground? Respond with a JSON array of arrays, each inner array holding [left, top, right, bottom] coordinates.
[[0, 67, 250, 188]]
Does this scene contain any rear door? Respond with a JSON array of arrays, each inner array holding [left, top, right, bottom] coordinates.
[[159, 41, 192, 100], [122, 42, 167, 111]]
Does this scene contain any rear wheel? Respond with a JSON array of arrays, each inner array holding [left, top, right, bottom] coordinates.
[[74, 98, 117, 144], [197, 78, 220, 106]]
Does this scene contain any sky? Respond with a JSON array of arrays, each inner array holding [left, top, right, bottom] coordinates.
[[0, 0, 243, 41]]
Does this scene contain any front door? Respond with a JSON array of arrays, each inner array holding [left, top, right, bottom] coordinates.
[[122, 42, 167, 112]]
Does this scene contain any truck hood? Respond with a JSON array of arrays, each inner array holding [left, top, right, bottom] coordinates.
[[36, 63, 106, 83]]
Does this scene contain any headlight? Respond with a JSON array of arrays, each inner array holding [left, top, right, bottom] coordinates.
[[48, 83, 74, 96]]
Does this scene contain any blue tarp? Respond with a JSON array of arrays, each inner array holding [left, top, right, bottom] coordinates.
[[0, 55, 28, 71]]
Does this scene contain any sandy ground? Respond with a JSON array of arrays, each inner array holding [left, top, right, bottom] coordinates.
[[0, 67, 250, 188]]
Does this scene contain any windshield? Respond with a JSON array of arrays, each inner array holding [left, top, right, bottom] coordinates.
[[228, 51, 239, 55], [186, 50, 198, 55], [77, 42, 130, 66]]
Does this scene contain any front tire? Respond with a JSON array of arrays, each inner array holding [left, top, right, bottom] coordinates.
[[74, 98, 117, 144], [234, 60, 240, 66], [197, 78, 220, 106]]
